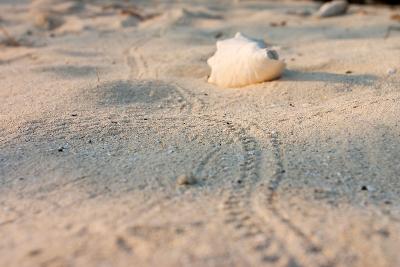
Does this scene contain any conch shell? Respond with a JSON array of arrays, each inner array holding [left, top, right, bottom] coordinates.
[[207, 32, 285, 88]]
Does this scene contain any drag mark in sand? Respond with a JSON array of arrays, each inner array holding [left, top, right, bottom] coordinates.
[[251, 123, 337, 267], [5, 88, 333, 266], [147, 83, 325, 264], [125, 53, 203, 114], [174, 83, 206, 114], [125, 31, 160, 80], [192, 145, 221, 181], [128, 139, 222, 222], [195, 116, 297, 266], [268, 134, 333, 266]]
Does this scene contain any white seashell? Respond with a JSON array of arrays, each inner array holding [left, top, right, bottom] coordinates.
[[316, 0, 348, 18], [207, 32, 285, 88]]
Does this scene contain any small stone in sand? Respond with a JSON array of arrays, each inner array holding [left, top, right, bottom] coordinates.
[[377, 228, 390, 238], [215, 32, 223, 39], [28, 249, 42, 257], [118, 16, 139, 28], [115, 236, 132, 253], [33, 12, 63, 30], [176, 174, 196, 186], [387, 68, 397, 75], [270, 21, 286, 27], [316, 0, 348, 18]]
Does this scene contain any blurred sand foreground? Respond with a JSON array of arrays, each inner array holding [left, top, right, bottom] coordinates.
[[1, 0, 400, 266]]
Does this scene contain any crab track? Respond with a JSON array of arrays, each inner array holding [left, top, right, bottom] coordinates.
[[133, 88, 333, 265], [174, 82, 206, 114], [165, 111, 334, 266], [198, 117, 296, 266], [2, 94, 336, 267], [3, 109, 341, 266], [125, 28, 207, 115], [169, 79, 332, 265], [125, 32, 156, 80], [1, 35, 334, 264], [250, 123, 337, 267]]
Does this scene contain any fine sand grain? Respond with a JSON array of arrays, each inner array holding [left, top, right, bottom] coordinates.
[[1, 0, 400, 266]]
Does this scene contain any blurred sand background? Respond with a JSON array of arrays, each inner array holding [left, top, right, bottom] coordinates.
[[1, 0, 400, 266]]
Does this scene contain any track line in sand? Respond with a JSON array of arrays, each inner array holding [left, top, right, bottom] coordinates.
[[250, 123, 337, 267], [174, 82, 206, 114], [167, 82, 333, 265], [3, 93, 335, 266], [208, 118, 298, 266], [125, 31, 159, 80], [125, 29, 206, 115], [149, 79, 333, 265], [1, 68, 345, 266]]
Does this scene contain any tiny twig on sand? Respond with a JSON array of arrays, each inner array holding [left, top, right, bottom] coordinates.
[[384, 25, 400, 39], [0, 24, 20, 47]]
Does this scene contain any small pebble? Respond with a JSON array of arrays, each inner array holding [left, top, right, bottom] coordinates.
[[33, 12, 63, 30], [215, 32, 223, 39], [28, 249, 42, 257], [387, 68, 397, 75], [316, 0, 348, 18], [176, 174, 196, 186], [270, 21, 286, 27], [115, 236, 132, 253], [377, 228, 390, 238], [118, 16, 139, 28]]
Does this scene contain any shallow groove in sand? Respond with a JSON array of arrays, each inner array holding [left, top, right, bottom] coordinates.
[[250, 123, 337, 267], [125, 31, 159, 80]]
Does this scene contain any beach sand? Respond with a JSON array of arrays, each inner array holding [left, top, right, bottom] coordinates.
[[1, 0, 400, 266]]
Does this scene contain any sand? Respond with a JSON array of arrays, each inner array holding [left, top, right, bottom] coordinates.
[[1, 0, 400, 266]]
